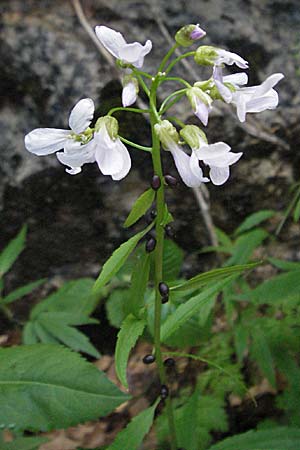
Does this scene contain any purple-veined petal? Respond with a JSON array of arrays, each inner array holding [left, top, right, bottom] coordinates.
[[69, 98, 94, 134], [24, 128, 70, 155], [118, 40, 152, 68], [95, 26, 126, 58], [209, 166, 230, 185], [122, 82, 137, 107]]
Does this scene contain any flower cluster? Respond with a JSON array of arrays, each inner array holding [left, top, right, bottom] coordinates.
[[24, 24, 284, 187]]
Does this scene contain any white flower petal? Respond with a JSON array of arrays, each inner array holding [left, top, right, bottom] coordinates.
[[169, 144, 207, 187], [66, 167, 82, 175], [223, 72, 248, 86], [118, 40, 152, 68], [235, 95, 247, 122], [216, 49, 248, 69], [246, 92, 279, 112], [111, 139, 131, 180], [209, 166, 230, 185], [69, 98, 94, 134], [190, 152, 209, 182], [24, 128, 70, 155], [215, 79, 232, 103], [95, 26, 126, 58], [196, 142, 231, 160], [56, 141, 95, 172], [122, 82, 137, 107], [253, 73, 284, 98], [194, 100, 210, 126]]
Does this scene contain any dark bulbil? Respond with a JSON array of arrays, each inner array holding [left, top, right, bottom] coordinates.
[[164, 357, 175, 368], [151, 175, 161, 190], [146, 237, 156, 252], [160, 384, 169, 399], [159, 282, 169, 297], [165, 174, 178, 187], [142, 354, 156, 364]]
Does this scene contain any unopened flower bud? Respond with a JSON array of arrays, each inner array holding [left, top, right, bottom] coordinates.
[[143, 354, 156, 364], [154, 120, 179, 150], [180, 125, 207, 149], [159, 282, 169, 297], [151, 175, 161, 190], [122, 75, 139, 107], [146, 237, 156, 252], [160, 384, 169, 400], [165, 174, 178, 187], [95, 115, 118, 139], [175, 24, 206, 47]]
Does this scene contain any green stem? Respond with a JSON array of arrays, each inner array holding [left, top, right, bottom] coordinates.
[[159, 89, 187, 115], [165, 116, 186, 128], [107, 107, 150, 116], [158, 44, 179, 73], [165, 51, 196, 75], [118, 136, 152, 153], [150, 77, 178, 450], [132, 69, 150, 97], [161, 76, 192, 88], [132, 69, 153, 79]]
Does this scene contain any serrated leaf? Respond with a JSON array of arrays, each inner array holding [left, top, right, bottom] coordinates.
[[1, 279, 46, 305], [22, 322, 38, 344], [115, 314, 146, 388], [105, 289, 130, 329], [0, 226, 27, 278], [161, 277, 234, 342], [33, 321, 60, 344], [251, 327, 276, 387], [268, 257, 300, 271], [163, 240, 184, 281], [0, 344, 129, 431], [30, 278, 95, 319], [124, 189, 155, 228], [39, 316, 100, 358], [248, 269, 300, 305], [0, 436, 49, 450], [170, 262, 259, 292], [127, 251, 150, 317], [208, 427, 300, 450], [107, 399, 159, 450], [234, 210, 275, 236], [226, 229, 268, 266], [93, 224, 153, 295]]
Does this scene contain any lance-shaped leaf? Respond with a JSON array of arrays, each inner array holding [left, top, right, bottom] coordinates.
[[1, 279, 46, 305], [170, 262, 260, 292], [234, 210, 275, 235], [115, 314, 146, 388], [161, 277, 234, 342], [93, 224, 153, 295], [0, 225, 27, 277], [127, 251, 150, 316], [106, 399, 159, 450], [0, 344, 130, 431], [124, 188, 155, 228], [208, 426, 300, 450]]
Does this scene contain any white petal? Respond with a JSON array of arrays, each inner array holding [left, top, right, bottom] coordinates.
[[95, 26, 126, 58], [215, 79, 232, 103], [66, 167, 82, 175], [246, 92, 279, 112], [111, 139, 131, 180], [56, 140, 95, 172], [216, 49, 248, 69], [122, 82, 137, 107], [194, 100, 210, 126], [209, 166, 230, 185], [206, 151, 243, 167], [196, 142, 231, 160], [118, 40, 152, 68], [190, 152, 209, 182], [24, 128, 70, 155], [235, 95, 247, 122], [69, 98, 94, 134], [169, 145, 207, 187], [223, 72, 248, 86], [252, 73, 284, 98]]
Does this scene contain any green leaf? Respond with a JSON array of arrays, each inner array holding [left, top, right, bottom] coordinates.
[[0, 226, 27, 278], [124, 189, 155, 228], [251, 327, 276, 387], [30, 278, 95, 319], [226, 229, 268, 266], [268, 257, 300, 271], [107, 399, 159, 450], [170, 262, 260, 292], [0, 344, 130, 431], [115, 314, 146, 388], [22, 322, 38, 345], [208, 427, 300, 450], [33, 321, 60, 344], [93, 224, 153, 295], [234, 210, 275, 235], [234, 324, 249, 363], [38, 314, 100, 358], [161, 204, 174, 226], [161, 277, 234, 342], [248, 269, 300, 305], [127, 251, 150, 317], [293, 198, 300, 222], [105, 289, 130, 329], [214, 227, 233, 249], [0, 436, 49, 450], [162, 240, 184, 281], [1, 279, 46, 305]]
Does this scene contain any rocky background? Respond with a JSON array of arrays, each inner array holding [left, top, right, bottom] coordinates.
[[0, 0, 299, 307]]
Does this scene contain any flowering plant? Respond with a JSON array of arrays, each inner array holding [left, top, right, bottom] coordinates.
[[21, 22, 284, 449]]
